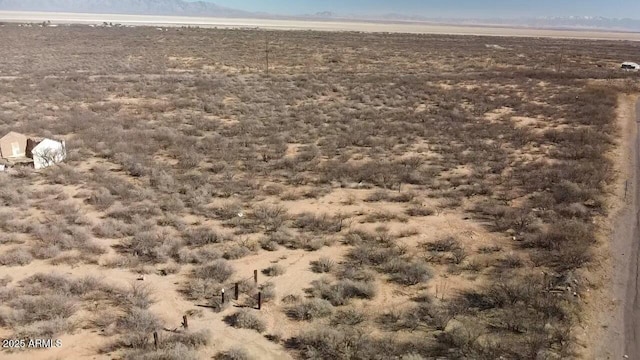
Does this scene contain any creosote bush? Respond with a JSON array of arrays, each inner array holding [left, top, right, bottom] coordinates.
[[193, 259, 235, 283], [286, 298, 334, 321], [224, 309, 266, 333]]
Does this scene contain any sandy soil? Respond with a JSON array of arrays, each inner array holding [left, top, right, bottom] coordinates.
[[594, 94, 639, 359], [1, 11, 640, 41]]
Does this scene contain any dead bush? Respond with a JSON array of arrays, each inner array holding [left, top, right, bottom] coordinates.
[[423, 237, 461, 252], [13, 317, 70, 339], [386, 261, 432, 286], [216, 347, 253, 360], [117, 307, 163, 348], [224, 309, 266, 333], [259, 282, 276, 303], [331, 308, 368, 326], [286, 298, 334, 321], [87, 187, 115, 210], [222, 243, 254, 260], [310, 257, 335, 273], [126, 231, 174, 263], [309, 277, 377, 306], [285, 327, 389, 360], [262, 264, 286, 277], [405, 206, 435, 217], [177, 247, 221, 265], [294, 212, 346, 233], [181, 279, 222, 305], [0, 248, 33, 266], [360, 211, 408, 224], [193, 259, 235, 283], [7, 294, 76, 325], [163, 329, 211, 349], [121, 282, 155, 309], [123, 344, 198, 360], [259, 237, 280, 251], [252, 204, 288, 232], [183, 227, 225, 247]]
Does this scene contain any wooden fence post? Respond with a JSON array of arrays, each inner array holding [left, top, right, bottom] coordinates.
[[258, 292, 262, 310], [182, 315, 188, 329], [221, 288, 225, 304], [153, 331, 158, 350], [235, 282, 239, 300], [254, 269, 258, 284]]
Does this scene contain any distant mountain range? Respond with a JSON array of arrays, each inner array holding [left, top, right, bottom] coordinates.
[[373, 15, 640, 32], [0, 0, 639, 32], [0, 0, 256, 17]]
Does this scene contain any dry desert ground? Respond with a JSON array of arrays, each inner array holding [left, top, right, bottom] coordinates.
[[0, 24, 638, 360]]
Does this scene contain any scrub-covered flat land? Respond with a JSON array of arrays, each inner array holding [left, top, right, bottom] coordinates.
[[0, 24, 638, 359]]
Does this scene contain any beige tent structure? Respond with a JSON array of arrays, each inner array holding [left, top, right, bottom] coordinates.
[[0, 131, 27, 159]]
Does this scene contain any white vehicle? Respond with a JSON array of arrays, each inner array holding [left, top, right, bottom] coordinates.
[[622, 62, 640, 71]]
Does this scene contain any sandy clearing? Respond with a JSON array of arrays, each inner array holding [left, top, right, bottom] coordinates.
[[1, 11, 640, 41]]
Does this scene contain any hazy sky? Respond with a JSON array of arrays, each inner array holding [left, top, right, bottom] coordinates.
[[199, 0, 640, 18]]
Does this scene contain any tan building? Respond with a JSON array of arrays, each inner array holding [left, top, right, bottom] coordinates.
[[0, 132, 27, 159]]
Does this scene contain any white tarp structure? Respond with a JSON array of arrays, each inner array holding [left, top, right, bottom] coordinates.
[[31, 138, 66, 170], [622, 62, 640, 71]]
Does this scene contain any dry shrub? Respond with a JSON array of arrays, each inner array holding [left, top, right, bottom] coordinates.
[[310, 257, 335, 273], [193, 259, 235, 283], [216, 347, 253, 360], [385, 260, 432, 286], [259, 282, 276, 303], [331, 308, 368, 326], [285, 326, 406, 360], [87, 187, 115, 210], [423, 237, 461, 252], [309, 277, 377, 306], [405, 206, 435, 217], [262, 264, 286, 277], [117, 307, 163, 348], [222, 243, 253, 260], [124, 344, 198, 360], [294, 212, 345, 233], [0, 248, 33, 266], [287, 298, 334, 321], [252, 204, 288, 232], [177, 247, 221, 265], [183, 227, 225, 247], [126, 230, 177, 263], [224, 309, 266, 333], [121, 282, 155, 309]]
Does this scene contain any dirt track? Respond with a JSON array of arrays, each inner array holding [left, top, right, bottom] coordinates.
[[595, 96, 640, 360], [625, 99, 640, 358]]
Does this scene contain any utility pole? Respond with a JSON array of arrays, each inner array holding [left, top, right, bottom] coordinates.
[[265, 32, 269, 76], [557, 47, 564, 72]]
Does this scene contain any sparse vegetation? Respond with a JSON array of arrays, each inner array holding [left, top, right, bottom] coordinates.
[[224, 310, 267, 333], [310, 257, 335, 273], [0, 23, 634, 359], [262, 264, 286, 277]]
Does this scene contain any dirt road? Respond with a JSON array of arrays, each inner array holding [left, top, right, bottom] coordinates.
[[625, 99, 640, 358], [595, 96, 640, 360]]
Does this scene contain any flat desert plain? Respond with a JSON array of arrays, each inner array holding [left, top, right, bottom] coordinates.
[[0, 21, 638, 360], [1, 11, 640, 40]]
